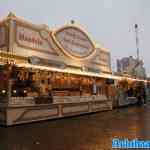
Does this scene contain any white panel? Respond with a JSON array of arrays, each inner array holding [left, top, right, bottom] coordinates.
[[92, 103, 107, 110], [23, 108, 58, 119], [63, 104, 89, 114], [0, 26, 6, 47]]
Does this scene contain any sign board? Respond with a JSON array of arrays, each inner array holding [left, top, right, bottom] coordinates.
[[52, 26, 95, 59], [93, 50, 110, 68], [10, 18, 111, 73], [15, 23, 58, 55]]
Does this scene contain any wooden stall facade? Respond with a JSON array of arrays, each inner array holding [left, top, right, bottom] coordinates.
[[0, 13, 113, 125]]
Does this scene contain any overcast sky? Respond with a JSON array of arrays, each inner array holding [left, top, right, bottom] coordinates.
[[0, 0, 150, 74]]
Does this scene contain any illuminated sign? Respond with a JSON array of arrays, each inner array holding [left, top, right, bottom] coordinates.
[[52, 26, 95, 59]]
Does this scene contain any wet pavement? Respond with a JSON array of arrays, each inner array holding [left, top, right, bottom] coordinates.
[[1, 104, 150, 150]]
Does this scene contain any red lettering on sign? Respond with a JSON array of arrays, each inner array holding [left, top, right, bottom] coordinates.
[[18, 32, 43, 46]]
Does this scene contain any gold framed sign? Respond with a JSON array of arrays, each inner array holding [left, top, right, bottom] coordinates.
[[52, 25, 96, 60]]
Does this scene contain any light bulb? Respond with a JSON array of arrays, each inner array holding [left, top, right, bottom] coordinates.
[[2, 90, 6, 94], [13, 90, 17, 94]]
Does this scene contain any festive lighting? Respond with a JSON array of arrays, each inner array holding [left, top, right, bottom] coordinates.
[[16, 63, 120, 79], [23, 90, 27, 94], [16, 63, 149, 83], [13, 90, 17, 94], [1, 90, 6, 94]]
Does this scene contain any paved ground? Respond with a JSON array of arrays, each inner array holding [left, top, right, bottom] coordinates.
[[0, 103, 150, 150]]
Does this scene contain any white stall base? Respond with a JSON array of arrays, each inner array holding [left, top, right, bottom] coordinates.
[[0, 95, 112, 126]]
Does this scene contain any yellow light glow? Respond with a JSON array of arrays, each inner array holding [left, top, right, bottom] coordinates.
[[2, 90, 6, 94], [16, 63, 149, 83], [24, 90, 27, 93], [16, 63, 122, 80], [13, 90, 17, 94]]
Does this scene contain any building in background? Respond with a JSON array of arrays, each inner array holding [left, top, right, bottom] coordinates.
[[117, 56, 146, 79]]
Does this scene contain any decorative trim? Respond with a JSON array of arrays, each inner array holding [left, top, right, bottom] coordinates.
[[0, 51, 27, 61], [62, 102, 89, 116], [91, 100, 112, 111], [13, 105, 59, 123]]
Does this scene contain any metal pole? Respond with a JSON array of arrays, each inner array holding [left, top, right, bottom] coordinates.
[[135, 24, 140, 60]]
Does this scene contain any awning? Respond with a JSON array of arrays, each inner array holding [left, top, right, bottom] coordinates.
[[16, 63, 147, 83], [16, 63, 118, 79]]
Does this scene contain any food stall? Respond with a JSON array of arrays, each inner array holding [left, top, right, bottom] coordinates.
[[114, 77, 148, 107], [0, 13, 113, 125]]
